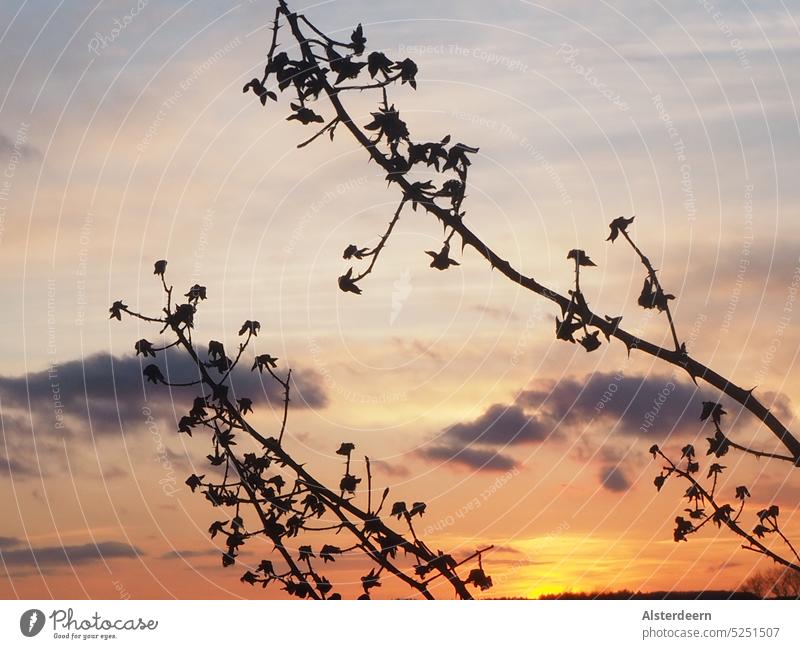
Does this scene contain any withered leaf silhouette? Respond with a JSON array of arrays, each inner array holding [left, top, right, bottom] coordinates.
[[143, 364, 164, 384], [340, 473, 361, 493], [252, 354, 279, 372], [338, 268, 362, 294], [177, 416, 195, 436], [364, 105, 409, 143], [606, 215, 635, 242], [343, 244, 368, 260], [168, 303, 196, 328], [185, 284, 207, 303], [237, 398, 253, 415], [109, 300, 127, 320], [425, 243, 459, 270], [637, 276, 674, 311], [394, 58, 418, 88], [367, 51, 393, 78], [654, 474, 666, 491], [579, 331, 601, 352], [134, 339, 155, 357], [320, 544, 341, 563], [154, 260, 168, 276], [185, 474, 204, 492], [238, 320, 261, 336], [287, 102, 325, 125], [567, 249, 596, 267], [190, 396, 208, 419], [349, 23, 366, 55], [242, 78, 277, 105], [673, 516, 693, 542], [336, 442, 355, 456], [329, 51, 366, 84], [555, 316, 582, 343], [465, 568, 493, 591], [442, 142, 479, 174], [207, 340, 225, 360], [700, 401, 727, 426], [208, 520, 228, 538]]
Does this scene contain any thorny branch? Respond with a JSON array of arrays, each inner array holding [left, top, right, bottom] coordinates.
[[240, 0, 800, 570], [111, 263, 493, 599]]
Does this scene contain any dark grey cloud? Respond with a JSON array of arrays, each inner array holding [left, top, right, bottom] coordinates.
[[0, 132, 40, 159], [369, 459, 411, 478], [599, 465, 630, 493], [445, 404, 550, 446], [0, 541, 142, 567], [416, 403, 547, 472], [0, 455, 34, 476], [417, 444, 516, 472], [0, 536, 22, 549], [0, 350, 327, 433], [0, 351, 328, 478], [517, 372, 708, 439], [419, 370, 793, 476], [158, 549, 218, 560]]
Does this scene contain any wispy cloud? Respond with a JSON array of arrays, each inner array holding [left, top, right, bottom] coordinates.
[[0, 541, 142, 567]]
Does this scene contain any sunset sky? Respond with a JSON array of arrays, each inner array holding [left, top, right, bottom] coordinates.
[[2, 0, 800, 599]]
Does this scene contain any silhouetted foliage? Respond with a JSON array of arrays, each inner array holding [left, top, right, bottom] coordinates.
[[739, 566, 800, 598], [539, 590, 758, 600], [242, 0, 800, 574], [112, 265, 491, 599]]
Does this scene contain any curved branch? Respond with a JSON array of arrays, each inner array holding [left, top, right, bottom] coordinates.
[[275, 0, 800, 464]]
